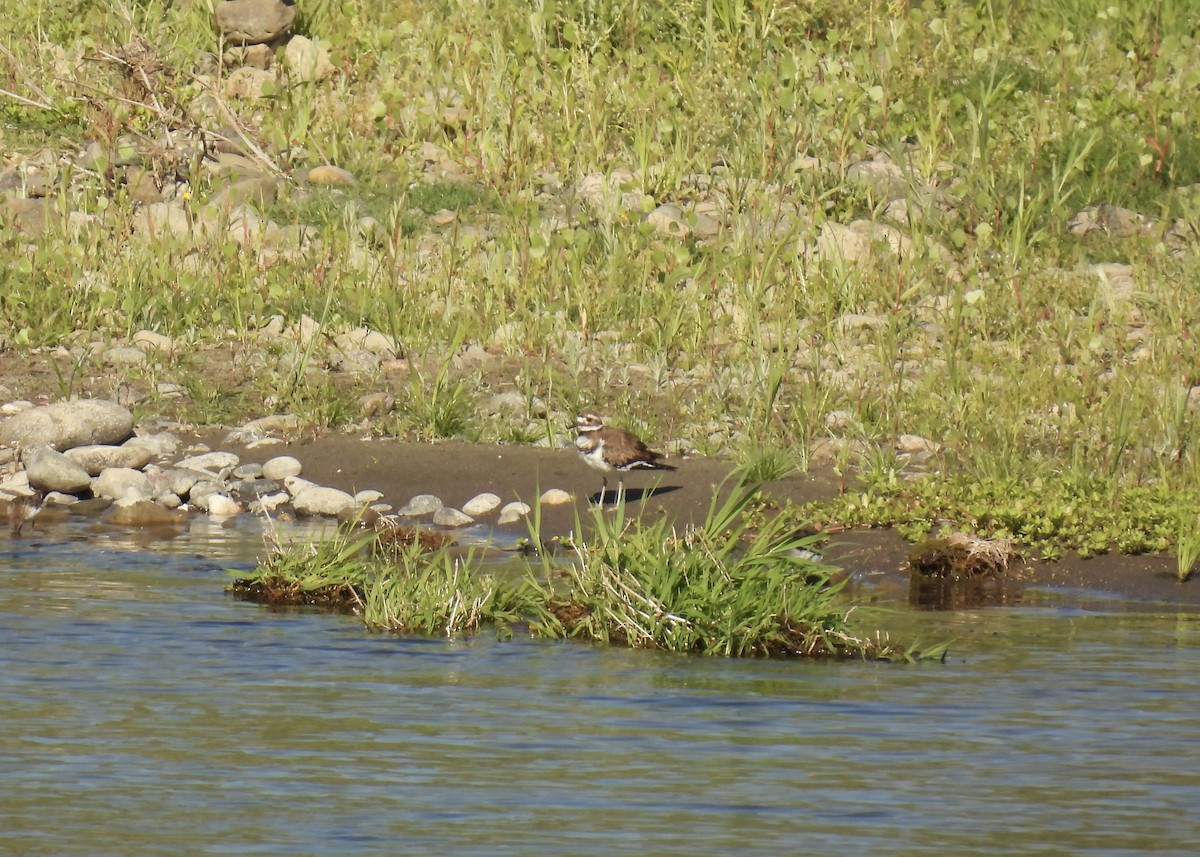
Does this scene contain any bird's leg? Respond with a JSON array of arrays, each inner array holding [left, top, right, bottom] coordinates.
[[599, 476, 608, 506], [617, 477, 626, 506]]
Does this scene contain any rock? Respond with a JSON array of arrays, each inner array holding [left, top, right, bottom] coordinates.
[[1091, 262, 1137, 304], [163, 467, 209, 498], [301, 164, 356, 185], [480, 391, 545, 418], [428, 208, 457, 227], [125, 431, 181, 457], [497, 501, 531, 525], [462, 493, 501, 516], [214, 0, 296, 45], [354, 489, 384, 505], [825, 410, 853, 431], [0, 399, 134, 452], [210, 175, 280, 210], [241, 414, 301, 437], [93, 467, 154, 501], [65, 444, 154, 476], [223, 43, 274, 69], [175, 451, 240, 473], [538, 488, 572, 505], [24, 447, 94, 494], [206, 493, 242, 516], [228, 478, 282, 500], [102, 346, 147, 367], [261, 455, 302, 480], [0, 401, 34, 416], [250, 492, 290, 513], [232, 463, 263, 480], [133, 201, 216, 241], [188, 481, 228, 507], [358, 392, 395, 418], [130, 330, 176, 354], [292, 485, 356, 517], [397, 494, 444, 516], [432, 506, 473, 527], [223, 66, 276, 100], [335, 328, 397, 357], [897, 434, 941, 456], [283, 475, 315, 495], [1068, 204, 1154, 238], [284, 36, 335, 82], [845, 157, 907, 199], [646, 203, 690, 238], [105, 497, 185, 526], [124, 167, 164, 204]]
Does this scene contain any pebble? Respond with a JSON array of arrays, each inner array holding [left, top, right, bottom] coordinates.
[[228, 478, 282, 500], [397, 494, 444, 516], [176, 451, 241, 473], [497, 501, 531, 525], [206, 494, 242, 517], [462, 493, 501, 516], [292, 485, 356, 517], [262, 455, 302, 480], [130, 330, 177, 359], [284, 37, 336, 83], [125, 432, 181, 457], [189, 481, 227, 506], [432, 507, 473, 527], [538, 489, 572, 505], [93, 467, 154, 501]]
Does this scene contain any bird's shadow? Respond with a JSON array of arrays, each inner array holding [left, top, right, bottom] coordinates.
[[591, 484, 680, 506]]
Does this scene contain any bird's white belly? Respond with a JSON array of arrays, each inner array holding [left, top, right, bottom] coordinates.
[[577, 441, 613, 472]]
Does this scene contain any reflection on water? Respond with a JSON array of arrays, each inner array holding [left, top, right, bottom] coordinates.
[[2, 521, 1200, 856]]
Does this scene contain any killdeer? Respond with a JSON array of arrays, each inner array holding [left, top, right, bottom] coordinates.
[[574, 413, 675, 505], [5, 489, 44, 537]]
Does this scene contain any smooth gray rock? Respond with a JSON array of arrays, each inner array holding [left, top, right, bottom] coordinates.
[[65, 443, 154, 476], [261, 455, 302, 481], [396, 494, 444, 517], [93, 467, 153, 501], [204, 493, 242, 516], [292, 485, 356, 517], [104, 497, 185, 527], [175, 451, 240, 473], [232, 463, 264, 480], [188, 481, 228, 507], [0, 399, 134, 452], [432, 507, 473, 527], [24, 447, 93, 494], [462, 493, 501, 516], [497, 501, 532, 525], [538, 488, 572, 506], [125, 432, 181, 457], [214, 0, 296, 45], [228, 478, 282, 500]]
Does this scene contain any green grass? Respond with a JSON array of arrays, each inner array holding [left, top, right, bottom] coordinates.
[[3, 0, 1200, 560], [232, 476, 942, 659]]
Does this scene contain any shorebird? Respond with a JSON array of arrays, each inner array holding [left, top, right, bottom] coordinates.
[[5, 489, 44, 536], [573, 412, 675, 505]]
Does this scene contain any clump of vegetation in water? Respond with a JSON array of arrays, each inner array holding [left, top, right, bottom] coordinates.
[[232, 479, 946, 660], [801, 471, 1200, 561]]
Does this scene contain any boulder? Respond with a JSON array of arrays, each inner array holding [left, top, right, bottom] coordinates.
[[0, 400, 134, 452]]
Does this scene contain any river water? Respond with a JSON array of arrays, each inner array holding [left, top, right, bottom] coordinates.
[[2, 519, 1199, 856]]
